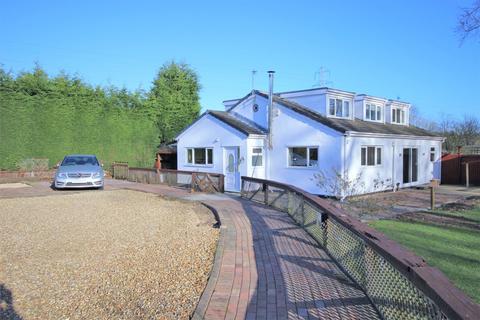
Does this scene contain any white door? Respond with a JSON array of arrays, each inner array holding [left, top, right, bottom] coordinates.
[[224, 147, 240, 192]]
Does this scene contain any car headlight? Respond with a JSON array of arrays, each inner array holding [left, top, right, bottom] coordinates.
[[57, 173, 67, 178], [92, 172, 102, 178]]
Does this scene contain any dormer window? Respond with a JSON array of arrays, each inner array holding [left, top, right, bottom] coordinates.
[[365, 104, 382, 122], [392, 107, 406, 124], [328, 98, 350, 118]]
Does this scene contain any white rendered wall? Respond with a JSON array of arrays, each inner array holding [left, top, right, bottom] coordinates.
[[354, 99, 364, 120], [176, 114, 248, 178], [229, 94, 269, 129], [267, 103, 343, 194], [245, 137, 266, 179], [279, 93, 327, 115], [345, 136, 442, 194]]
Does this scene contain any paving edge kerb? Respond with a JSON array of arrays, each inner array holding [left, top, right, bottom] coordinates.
[[191, 202, 228, 320]]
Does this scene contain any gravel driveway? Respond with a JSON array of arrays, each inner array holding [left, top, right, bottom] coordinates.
[[0, 189, 219, 319]]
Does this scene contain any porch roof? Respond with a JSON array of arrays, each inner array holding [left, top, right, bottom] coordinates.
[[208, 110, 266, 136]]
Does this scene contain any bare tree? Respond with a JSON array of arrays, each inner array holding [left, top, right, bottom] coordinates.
[[439, 114, 480, 151], [409, 105, 439, 131], [455, 115, 480, 145], [313, 168, 364, 202], [458, 0, 480, 43]]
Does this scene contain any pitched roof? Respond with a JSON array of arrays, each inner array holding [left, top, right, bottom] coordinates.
[[208, 110, 266, 136], [252, 91, 440, 137]]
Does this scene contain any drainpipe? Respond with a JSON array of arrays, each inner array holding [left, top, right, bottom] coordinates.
[[392, 141, 396, 191]]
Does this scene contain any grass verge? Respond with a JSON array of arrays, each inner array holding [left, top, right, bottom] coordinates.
[[433, 207, 480, 223], [369, 219, 480, 303]]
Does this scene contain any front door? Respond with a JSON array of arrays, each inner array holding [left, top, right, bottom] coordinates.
[[224, 147, 240, 192], [402, 147, 418, 185]]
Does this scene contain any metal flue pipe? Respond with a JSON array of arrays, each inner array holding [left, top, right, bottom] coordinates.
[[267, 71, 275, 149]]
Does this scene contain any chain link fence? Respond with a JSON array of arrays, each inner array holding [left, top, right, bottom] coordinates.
[[241, 177, 478, 320]]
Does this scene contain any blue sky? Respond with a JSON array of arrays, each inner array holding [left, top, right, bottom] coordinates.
[[1, 0, 479, 120]]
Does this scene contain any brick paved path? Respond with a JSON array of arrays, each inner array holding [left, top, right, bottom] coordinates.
[[193, 198, 380, 320], [105, 181, 380, 319], [1, 179, 379, 319]]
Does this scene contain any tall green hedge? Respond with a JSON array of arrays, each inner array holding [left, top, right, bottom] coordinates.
[[0, 66, 164, 170]]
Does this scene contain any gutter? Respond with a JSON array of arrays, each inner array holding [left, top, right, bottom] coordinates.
[[346, 131, 445, 141]]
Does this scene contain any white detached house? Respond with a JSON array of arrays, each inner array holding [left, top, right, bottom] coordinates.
[[176, 74, 443, 194]]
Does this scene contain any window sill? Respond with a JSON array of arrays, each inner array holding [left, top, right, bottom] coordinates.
[[286, 166, 319, 170], [327, 115, 353, 120], [184, 164, 214, 168]]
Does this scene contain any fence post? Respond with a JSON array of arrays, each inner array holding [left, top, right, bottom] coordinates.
[[263, 183, 268, 205], [219, 174, 225, 193], [466, 162, 470, 188], [191, 173, 196, 192], [431, 186, 435, 210], [240, 178, 244, 197]]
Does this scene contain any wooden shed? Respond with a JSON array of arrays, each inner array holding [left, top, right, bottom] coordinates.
[[155, 143, 177, 169]]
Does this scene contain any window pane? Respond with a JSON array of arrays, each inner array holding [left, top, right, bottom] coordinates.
[[366, 105, 370, 119], [367, 147, 375, 166], [187, 149, 193, 163], [401, 110, 405, 124], [371, 107, 376, 120], [253, 147, 262, 154], [412, 148, 418, 182], [329, 99, 335, 115], [252, 155, 262, 166], [397, 109, 401, 123], [309, 148, 318, 167], [194, 148, 206, 164], [392, 109, 396, 122], [430, 147, 435, 162], [361, 147, 366, 165], [289, 147, 307, 166], [336, 99, 343, 117], [207, 149, 213, 164], [227, 154, 235, 172], [343, 101, 350, 117], [377, 107, 381, 121], [377, 148, 382, 165]]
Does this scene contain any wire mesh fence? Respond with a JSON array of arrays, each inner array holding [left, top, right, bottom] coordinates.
[[241, 177, 476, 320]]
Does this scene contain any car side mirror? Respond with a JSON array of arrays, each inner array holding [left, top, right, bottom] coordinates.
[[101, 163, 104, 167], [54, 162, 60, 169]]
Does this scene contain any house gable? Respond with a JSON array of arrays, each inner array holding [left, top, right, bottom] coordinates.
[[176, 113, 247, 142], [227, 91, 269, 130]]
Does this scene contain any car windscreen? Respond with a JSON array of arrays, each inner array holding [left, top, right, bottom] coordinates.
[[61, 156, 99, 166]]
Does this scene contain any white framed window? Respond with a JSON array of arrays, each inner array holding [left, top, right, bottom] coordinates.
[[186, 147, 213, 165], [430, 147, 436, 162], [392, 108, 406, 124], [328, 98, 350, 118], [365, 104, 382, 121], [252, 147, 263, 167], [361, 146, 382, 166], [288, 146, 318, 167]]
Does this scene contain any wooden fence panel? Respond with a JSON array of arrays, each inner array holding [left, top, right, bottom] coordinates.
[[441, 154, 480, 186]]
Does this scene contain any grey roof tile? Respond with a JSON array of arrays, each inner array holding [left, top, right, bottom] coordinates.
[[208, 110, 266, 136]]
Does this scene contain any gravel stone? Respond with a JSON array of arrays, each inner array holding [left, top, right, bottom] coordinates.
[[0, 190, 219, 319]]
